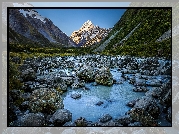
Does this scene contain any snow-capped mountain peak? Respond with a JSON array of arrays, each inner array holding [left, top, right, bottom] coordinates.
[[70, 20, 111, 47]]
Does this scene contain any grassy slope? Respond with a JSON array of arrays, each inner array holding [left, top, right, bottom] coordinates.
[[92, 9, 171, 58]]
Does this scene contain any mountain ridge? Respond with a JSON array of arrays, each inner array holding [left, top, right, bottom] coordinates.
[[70, 20, 111, 47], [9, 8, 76, 47]]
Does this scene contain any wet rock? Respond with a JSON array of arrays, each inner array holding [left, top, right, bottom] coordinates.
[[148, 82, 171, 107], [134, 78, 146, 86], [95, 67, 113, 86], [115, 115, 133, 126], [71, 93, 81, 99], [77, 66, 95, 82], [127, 108, 158, 126], [133, 86, 148, 92], [20, 92, 31, 101], [20, 112, 45, 126], [29, 88, 64, 114], [127, 95, 161, 126], [82, 86, 90, 90], [74, 117, 88, 126], [53, 77, 67, 92], [92, 82, 97, 86], [146, 79, 162, 87], [134, 96, 160, 119], [71, 80, 85, 89], [50, 109, 72, 126], [45, 115, 53, 125], [126, 98, 140, 107], [99, 114, 112, 123], [127, 70, 138, 74], [61, 76, 75, 86], [95, 101, 104, 106]]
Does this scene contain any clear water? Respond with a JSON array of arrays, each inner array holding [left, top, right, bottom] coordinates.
[[61, 69, 145, 122]]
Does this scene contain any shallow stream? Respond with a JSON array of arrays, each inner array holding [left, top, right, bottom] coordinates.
[[61, 69, 145, 122]]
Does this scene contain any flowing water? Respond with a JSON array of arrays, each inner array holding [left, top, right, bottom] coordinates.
[[61, 68, 145, 122]]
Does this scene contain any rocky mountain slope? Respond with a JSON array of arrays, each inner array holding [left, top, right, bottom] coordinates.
[[92, 8, 171, 58], [70, 20, 111, 47], [9, 8, 76, 47]]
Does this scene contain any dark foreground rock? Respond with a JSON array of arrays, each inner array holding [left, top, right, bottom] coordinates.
[[99, 114, 112, 123], [126, 98, 140, 107], [114, 115, 133, 126], [50, 109, 72, 126], [19, 113, 45, 126], [126, 96, 160, 126], [74, 117, 89, 126], [29, 88, 64, 114]]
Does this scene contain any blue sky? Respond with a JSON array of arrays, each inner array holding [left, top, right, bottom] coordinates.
[[29, 2, 130, 36], [34, 9, 126, 36]]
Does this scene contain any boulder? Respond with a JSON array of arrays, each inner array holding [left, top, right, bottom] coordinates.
[[127, 96, 160, 126], [77, 66, 95, 82], [133, 86, 148, 92], [134, 96, 160, 119], [127, 108, 158, 126], [115, 115, 133, 126], [95, 67, 113, 86], [146, 79, 162, 87], [20, 68, 36, 82], [71, 80, 85, 89], [53, 77, 67, 92], [126, 98, 140, 107], [99, 114, 112, 123], [29, 88, 64, 114], [95, 101, 104, 106], [71, 93, 81, 99], [74, 117, 88, 126], [134, 78, 146, 86], [20, 112, 45, 126], [50, 109, 72, 126]]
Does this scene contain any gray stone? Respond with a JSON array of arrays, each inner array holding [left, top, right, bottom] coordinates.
[[20, 112, 45, 126], [99, 114, 112, 123], [29, 88, 64, 114], [71, 93, 81, 99], [95, 101, 104, 106], [50, 109, 72, 126]]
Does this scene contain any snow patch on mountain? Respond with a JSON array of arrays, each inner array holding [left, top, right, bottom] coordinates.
[[19, 9, 46, 23]]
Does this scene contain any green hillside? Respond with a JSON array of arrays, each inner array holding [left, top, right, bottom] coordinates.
[[92, 8, 171, 58]]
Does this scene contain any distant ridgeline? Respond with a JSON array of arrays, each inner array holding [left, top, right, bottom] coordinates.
[[9, 9, 76, 48], [9, 8, 171, 58], [92, 8, 171, 58]]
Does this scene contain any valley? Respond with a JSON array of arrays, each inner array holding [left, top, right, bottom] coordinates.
[[8, 8, 172, 127]]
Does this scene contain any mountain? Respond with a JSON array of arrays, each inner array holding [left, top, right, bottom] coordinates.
[[70, 20, 111, 47], [9, 8, 76, 47], [92, 8, 171, 58]]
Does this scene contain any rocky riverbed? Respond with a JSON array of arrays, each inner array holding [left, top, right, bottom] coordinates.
[[9, 54, 172, 126]]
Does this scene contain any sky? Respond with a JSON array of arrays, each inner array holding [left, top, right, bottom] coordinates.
[[29, 2, 130, 36], [33, 9, 126, 36]]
